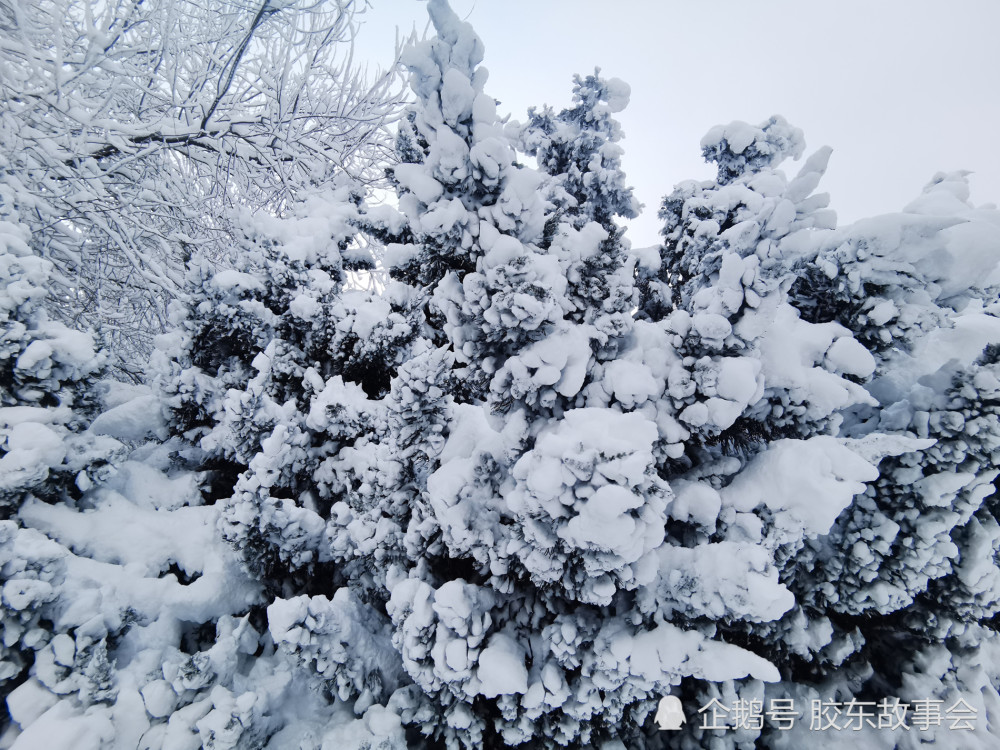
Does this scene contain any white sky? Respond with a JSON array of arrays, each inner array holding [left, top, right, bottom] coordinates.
[[354, 1, 1000, 248]]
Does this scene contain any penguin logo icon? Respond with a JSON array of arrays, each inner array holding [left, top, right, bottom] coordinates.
[[655, 695, 686, 730]]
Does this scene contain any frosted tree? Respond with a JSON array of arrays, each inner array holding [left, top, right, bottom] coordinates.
[[160, 187, 352, 437], [522, 70, 639, 232], [788, 175, 1000, 610], [325, 2, 672, 744], [152, 182, 425, 593], [738, 172, 1000, 749], [628, 156, 1000, 748], [373, 0, 564, 402], [0, 0, 406, 371], [575, 116, 953, 750], [511, 69, 640, 367], [0, 213, 127, 722], [633, 116, 870, 471], [315, 8, 885, 749], [0, 182, 420, 746], [144, 179, 438, 746], [0, 215, 123, 519]]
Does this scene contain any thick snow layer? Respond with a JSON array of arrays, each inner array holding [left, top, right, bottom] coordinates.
[[700, 116, 804, 164], [602, 77, 631, 114], [393, 163, 445, 204], [8, 700, 114, 750], [88, 393, 166, 441], [702, 121, 759, 155], [823, 335, 876, 378], [896, 172, 1000, 296], [870, 309, 1000, 403], [913, 311, 1000, 379], [2, 422, 65, 469], [20, 492, 213, 578], [755, 303, 877, 419], [440, 68, 476, 126], [721, 437, 879, 535], [497, 324, 594, 403], [562, 484, 644, 553], [600, 360, 662, 409], [268, 588, 403, 703], [514, 409, 655, 500], [650, 542, 795, 622], [612, 621, 780, 684], [210, 270, 262, 292], [502, 408, 669, 604], [476, 633, 528, 698], [668, 480, 723, 528], [15, 323, 97, 371], [6, 678, 58, 729], [140, 680, 178, 719], [840, 433, 937, 465], [16, 481, 258, 630], [114, 459, 202, 512], [315, 704, 406, 750], [937, 219, 1000, 297]]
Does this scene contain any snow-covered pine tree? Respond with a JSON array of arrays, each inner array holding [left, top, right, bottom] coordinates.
[[638, 153, 1000, 750], [320, 3, 673, 745], [0, 216, 139, 724], [132, 175, 437, 749], [155, 185, 363, 466], [152, 182, 425, 597], [522, 70, 639, 233], [518, 70, 639, 351], [626, 114, 877, 490], [585, 116, 918, 749], [316, 7, 885, 749], [738, 172, 1000, 749], [374, 0, 558, 403], [312, 30, 640, 739], [0, 215, 123, 519]]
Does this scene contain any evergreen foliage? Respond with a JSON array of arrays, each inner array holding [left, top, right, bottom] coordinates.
[[0, 216, 123, 517], [2, 2, 1000, 749]]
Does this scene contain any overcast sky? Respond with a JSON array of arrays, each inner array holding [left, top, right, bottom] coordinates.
[[354, 1, 1000, 248]]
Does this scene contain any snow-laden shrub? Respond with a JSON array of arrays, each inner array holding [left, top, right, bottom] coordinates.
[[0, 219, 124, 517]]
